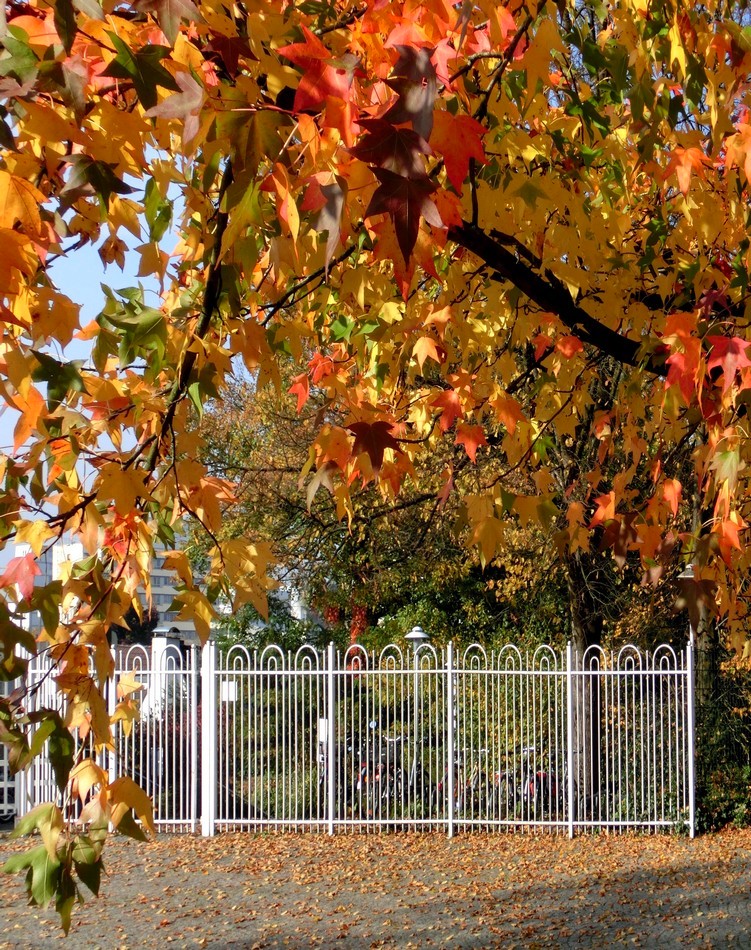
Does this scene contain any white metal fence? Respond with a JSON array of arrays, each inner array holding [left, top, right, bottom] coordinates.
[[9, 638, 696, 837]]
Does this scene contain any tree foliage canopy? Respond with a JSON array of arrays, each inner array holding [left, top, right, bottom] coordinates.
[[2, 0, 751, 921]]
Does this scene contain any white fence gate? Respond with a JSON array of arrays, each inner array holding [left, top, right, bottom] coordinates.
[[9, 638, 696, 837]]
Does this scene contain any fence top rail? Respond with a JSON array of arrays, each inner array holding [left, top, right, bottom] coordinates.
[[209, 641, 688, 674]]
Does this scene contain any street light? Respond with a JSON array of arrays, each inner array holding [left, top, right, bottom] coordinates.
[[677, 566, 696, 647], [406, 626, 430, 793]]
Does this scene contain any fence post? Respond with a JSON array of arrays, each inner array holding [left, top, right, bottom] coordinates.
[[190, 645, 199, 834], [687, 640, 696, 839], [446, 641, 455, 839], [566, 641, 575, 839], [201, 639, 217, 837], [327, 641, 336, 836]]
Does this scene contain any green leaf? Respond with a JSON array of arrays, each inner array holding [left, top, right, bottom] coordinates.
[[330, 314, 355, 343], [31, 351, 87, 411], [0, 29, 39, 83], [74, 857, 102, 897], [53, 0, 78, 54], [144, 178, 173, 243], [47, 718, 75, 792], [115, 808, 147, 842], [59, 155, 136, 211], [30, 847, 62, 907], [5, 846, 61, 908], [102, 35, 179, 110]]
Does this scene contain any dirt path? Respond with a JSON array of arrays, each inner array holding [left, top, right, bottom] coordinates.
[[2, 829, 750, 948]]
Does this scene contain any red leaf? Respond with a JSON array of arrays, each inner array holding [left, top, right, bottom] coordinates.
[[365, 168, 441, 263], [665, 338, 702, 402], [349, 118, 431, 178], [706, 335, 751, 393], [430, 111, 486, 194], [277, 26, 353, 113], [347, 421, 401, 473], [0, 553, 41, 602], [383, 45, 437, 141]]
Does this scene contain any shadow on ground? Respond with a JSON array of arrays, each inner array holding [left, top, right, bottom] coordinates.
[[1, 829, 750, 948]]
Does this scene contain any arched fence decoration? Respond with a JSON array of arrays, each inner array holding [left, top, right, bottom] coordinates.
[[10, 639, 696, 837]]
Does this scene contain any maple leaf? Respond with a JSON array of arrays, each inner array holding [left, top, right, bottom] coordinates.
[[664, 146, 711, 195], [491, 395, 525, 435], [431, 389, 463, 431], [0, 170, 45, 237], [365, 168, 442, 263], [277, 26, 354, 113], [145, 70, 204, 143], [349, 118, 432, 178], [301, 175, 347, 269], [383, 45, 437, 141], [347, 421, 401, 473], [662, 478, 682, 517], [555, 335, 584, 359], [288, 372, 310, 412], [101, 36, 179, 111], [133, 0, 202, 46], [261, 164, 299, 241], [0, 553, 41, 602], [412, 336, 445, 371], [706, 335, 751, 393], [455, 423, 487, 463], [429, 111, 486, 193], [665, 337, 702, 403]]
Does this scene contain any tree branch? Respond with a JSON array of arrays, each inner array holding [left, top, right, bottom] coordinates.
[[448, 221, 667, 378]]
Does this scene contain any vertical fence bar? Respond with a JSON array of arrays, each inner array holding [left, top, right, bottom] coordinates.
[[107, 653, 118, 787], [201, 640, 217, 837], [566, 641, 574, 839], [447, 641, 455, 839], [327, 642, 336, 836], [687, 641, 696, 838], [190, 645, 199, 833]]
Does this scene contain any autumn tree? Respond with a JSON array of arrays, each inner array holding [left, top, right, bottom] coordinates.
[[196, 376, 575, 649], [2, 0, 751, 921]]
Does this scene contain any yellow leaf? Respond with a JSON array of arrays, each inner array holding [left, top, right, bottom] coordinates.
[[0, 170, 45, 236], [116, 672, 145, 700], [97, 463, 152, 516], [160, 549, 194, 587], [172, 589, 218, 643], [412, 336, 445, 372], [69, 759, 108, 803], [15, 519, 55, 557], [108, 776, 156, 835]]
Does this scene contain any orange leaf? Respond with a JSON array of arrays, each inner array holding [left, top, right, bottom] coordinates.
[[556, 335, 584, 358], [662, 478, 682, 517], [430, 111, 486, 194], [455, 423, 488, 463], [431, 389, 463, 432]]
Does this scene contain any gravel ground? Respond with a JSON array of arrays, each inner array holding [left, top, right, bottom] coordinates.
[[1, 828, 751, 948]]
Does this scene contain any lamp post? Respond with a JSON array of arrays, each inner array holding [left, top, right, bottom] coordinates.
[[677, 565, 697, 838], [406, 626, 429, 791], [677, 566, 697, 647]]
